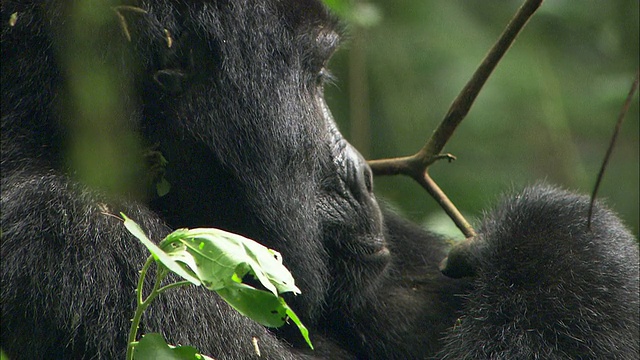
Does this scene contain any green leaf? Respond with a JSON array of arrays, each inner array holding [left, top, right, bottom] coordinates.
[[162, 228, 312, 348], [156, 177, 171, 197], [216, 283, 288, 327], [322, 0, 381, 27], [281, 297, 313, 350], [121, 214, 200, 286], [161, 228, 301, 296], [216, 284, 313, 349], [123, 218, 313, 349], [322, 0, 350, 15], [134, 333, 213, 360]]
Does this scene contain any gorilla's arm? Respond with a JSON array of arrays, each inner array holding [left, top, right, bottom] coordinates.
[[437, 184, 639, 359], [0, 169, 333, 360], [322, 185, 638, 360]]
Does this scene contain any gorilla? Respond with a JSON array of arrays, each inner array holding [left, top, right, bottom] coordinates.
[[1, 0, 638, 359]]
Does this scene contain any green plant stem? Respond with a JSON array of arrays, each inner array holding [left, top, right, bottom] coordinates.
[[126, 257, 192, 360], [127, 256, 155, 360], [157, 280, 193, 294]]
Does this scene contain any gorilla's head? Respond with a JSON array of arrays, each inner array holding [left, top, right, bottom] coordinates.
[[130, 0, 389, 320]]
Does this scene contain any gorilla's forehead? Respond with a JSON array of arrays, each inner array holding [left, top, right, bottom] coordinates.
[[167, 0, 341, 37], [141, 0, 341, 86]]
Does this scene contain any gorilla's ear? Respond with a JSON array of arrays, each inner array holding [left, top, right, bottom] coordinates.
[[153, 69, 188, 94]]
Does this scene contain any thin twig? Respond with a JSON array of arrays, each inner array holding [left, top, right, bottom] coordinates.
[[587, 69, 639, 229], [368, 0, 543, 238], [416, 0, 543, 162], [418, 172, 474, 235], [112, 5, 148, 42]]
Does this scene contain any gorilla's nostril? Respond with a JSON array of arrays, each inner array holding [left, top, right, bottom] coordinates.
[[363, 164, 374, 194], [352, 160, 373, 196], [344, 144, 374, 198]]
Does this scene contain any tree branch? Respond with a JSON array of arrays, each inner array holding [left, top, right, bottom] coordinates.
[[368, 0, 543, 238], [587, 68, 639, 229]]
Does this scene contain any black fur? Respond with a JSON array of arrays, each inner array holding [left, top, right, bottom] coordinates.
[[439, 185, 639, 359], [1, 1, 638, 359]]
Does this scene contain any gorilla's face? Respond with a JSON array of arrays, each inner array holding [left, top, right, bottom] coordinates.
[[139, 0, 389, 318]]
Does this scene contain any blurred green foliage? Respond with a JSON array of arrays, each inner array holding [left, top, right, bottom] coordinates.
[[325, 0, 639, 237], [61, 0, 144, 199]]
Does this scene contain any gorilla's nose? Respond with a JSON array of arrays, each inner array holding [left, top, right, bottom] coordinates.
[[345, 144, 374, 198]]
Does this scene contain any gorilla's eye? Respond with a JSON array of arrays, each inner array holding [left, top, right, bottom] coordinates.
[[318, 67, 336, 86], [311, 29, 340, 86]]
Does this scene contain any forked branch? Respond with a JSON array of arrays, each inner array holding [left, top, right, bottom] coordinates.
[[368, 0, 544, 239]]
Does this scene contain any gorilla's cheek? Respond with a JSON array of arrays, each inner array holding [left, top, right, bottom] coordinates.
[[317, 177, 391, 304], [318, 191, 389, 261]]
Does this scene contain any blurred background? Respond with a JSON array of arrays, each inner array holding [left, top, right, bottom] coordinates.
[[324, 0, 639, 238]]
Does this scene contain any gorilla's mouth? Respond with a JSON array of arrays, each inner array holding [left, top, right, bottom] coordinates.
[[359, 234, 390, 259], [325, 225, 390, 264], [369, 243, 391, 263]]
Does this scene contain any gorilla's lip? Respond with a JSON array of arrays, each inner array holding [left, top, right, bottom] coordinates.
[[372, 245, 391, 259], [325, 228, 390, 260], [351, 235, 390, 261]]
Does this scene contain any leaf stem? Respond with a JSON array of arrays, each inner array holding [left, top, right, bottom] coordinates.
[[157, 280, 192, 294], [126, 257, 190, 360], [127, 255, 155, 360]]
